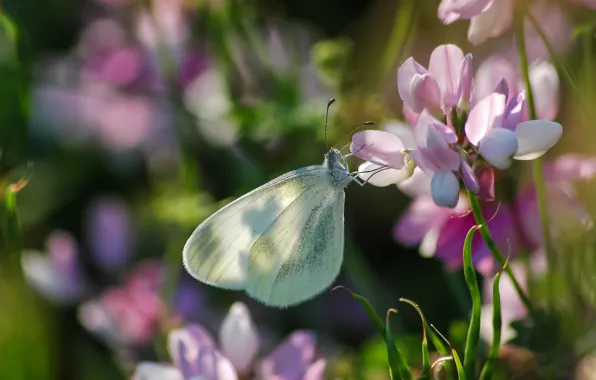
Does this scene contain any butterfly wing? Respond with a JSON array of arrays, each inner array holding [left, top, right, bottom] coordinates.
[[182, 166, 329, 290], [245, 184, 345, 307]]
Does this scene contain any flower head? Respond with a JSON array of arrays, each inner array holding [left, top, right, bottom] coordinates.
[[132, 302, 326, 380]]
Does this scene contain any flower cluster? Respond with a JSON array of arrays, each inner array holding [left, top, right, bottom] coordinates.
[[351, 44, 562, 209], [132, 302, 326, 380]]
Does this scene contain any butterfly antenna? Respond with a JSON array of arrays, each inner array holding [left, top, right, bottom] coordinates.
[[325, 98, 336, 149]]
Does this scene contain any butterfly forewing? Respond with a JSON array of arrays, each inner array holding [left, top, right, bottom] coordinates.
[[182, 166, 328, 290]]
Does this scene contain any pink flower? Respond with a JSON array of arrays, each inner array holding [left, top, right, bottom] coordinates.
[[21, 231, 90, 304], [397, 44, 473, 114], [394, 155, 596, 273], [475, 57, 560, 121], [78, 261, 165, 347], [132, 302, 326, 380], [465, 92, 562, 169]]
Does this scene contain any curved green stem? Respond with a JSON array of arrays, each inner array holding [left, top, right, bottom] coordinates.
[[514, 11, 556, 305], [466, 190, 535, 315]]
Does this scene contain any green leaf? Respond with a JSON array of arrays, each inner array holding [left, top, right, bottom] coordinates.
[[462, 226, 482, 378], [385, 309, 412, 380], [333, 286, 385, 336], [431, 325, 467, 380], [399, 299, 431, 379], [479, 263, 505, 380]]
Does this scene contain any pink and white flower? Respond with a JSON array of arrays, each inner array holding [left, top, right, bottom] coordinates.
[[132, 302, 326, 380]]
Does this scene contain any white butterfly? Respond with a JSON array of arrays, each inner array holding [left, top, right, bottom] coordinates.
[[182, 147, 366, 307]]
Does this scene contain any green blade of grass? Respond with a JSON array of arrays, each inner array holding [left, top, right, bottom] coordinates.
[[462, 226, 482, 378], [399, 298, 431, 379], [386, 309, 412, 380], [431, 324, 467, 380], [479, 261, 507, 380], [333, 286, 384, 336]]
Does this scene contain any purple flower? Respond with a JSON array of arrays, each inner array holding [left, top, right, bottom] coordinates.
[[132, 302, 326, 380], [85, 196, 132, 272], [21, 230, 90, 304]]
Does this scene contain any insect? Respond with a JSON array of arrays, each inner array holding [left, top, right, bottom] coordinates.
[[182, 99, 379, 307]]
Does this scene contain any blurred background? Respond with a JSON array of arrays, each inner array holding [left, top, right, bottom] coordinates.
[[1, 0, 596, 379]]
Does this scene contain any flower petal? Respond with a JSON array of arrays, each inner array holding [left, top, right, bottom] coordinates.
[[259, 330, 316, 380], [428, 44, 464, 107], [529, 61, 559, 121], [460, 159, 479, 193], [513, 120, 562, 160], [132, 363, 184, 380], [350, 130, 406, 168], [467, 0, 514, 45], [474, 55, 517, 100], [410, 73, 441, 113], [478, 128, 518, 170], [169, 324, 216, 377], [438, 0, 494, 23], [543, 154, 596, 182], [397, 57, 428, 112], [357, 162, 410, 187], [465, 92, 507, 145], [219, 302, 259, 373], [382, 121, 416, 149], [458, 53, 474, 106], [397, 167, 432, 197], [476, 165, 495, 201], [416, 109, 457, 144], [502, 91, 526, 130], [394, 196, 448, 246], [431, 171, 460, 208], [302, 359, 327, 380]]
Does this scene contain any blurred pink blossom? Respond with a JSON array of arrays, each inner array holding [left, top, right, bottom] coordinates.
[[393, 155, 596, 273], [79, 261, 165, 347], [438, 0, 573, 51], [21, 230, 90, 304], [475, 56, 560, 121], [132, 302, 326, 380]]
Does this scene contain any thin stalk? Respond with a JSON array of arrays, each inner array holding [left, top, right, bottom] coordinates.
[[514, 11, 555, 306], [462, 226, 482, 379], [466, 190, 534, 315]]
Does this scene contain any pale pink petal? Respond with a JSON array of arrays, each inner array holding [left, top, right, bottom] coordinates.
[[350, 130, 406, 169], [474, 56, 517, 100], [431, 171, 460, 208], [397, 57, 428, 112], [302, 359, 327, 380], [524, 2, 572, 61], [543, 154, 596, 182], [460, 159, 479, 193], [467, 0, 514, 45], [402, 104, 420, 127], [416, 109, 457, 144], [397, 167, 432, 197], [513, 120, 562, 160], [219, 302, 259, 373], [502, 91, 526, 131], [428, 44, 464, 107], [410, 73, 441, 112], [529, 61, 559, 121], [569, 0, 596, 9], [382, 121, 416, 149], [479, 128, 518, 169], [358, 162, 410, 187], [394, 196, 448, 246], [259, 331, 316, 379], [132, 362, 183, 380], [438, 0, 494, 23], [465, 93, 507, 145], [458, 53, 474, 105]]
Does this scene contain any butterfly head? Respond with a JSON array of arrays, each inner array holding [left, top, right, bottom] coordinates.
[[324, 148, 354, 187]]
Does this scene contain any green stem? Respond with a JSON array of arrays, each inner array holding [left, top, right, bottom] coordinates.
[[514, 11, 556, 306], [462, 226, 481, 379], [466, 190, 534, 315]]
